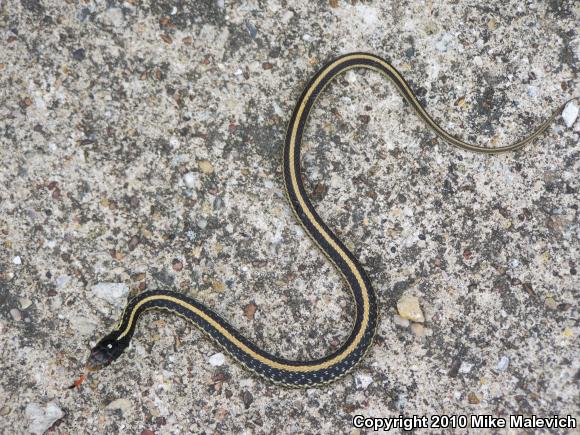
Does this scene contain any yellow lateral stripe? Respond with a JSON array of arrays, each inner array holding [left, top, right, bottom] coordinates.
[[118, 294, 345, 371], [367, 55, 559, 154], [287, 54, 373, 362], [118, 55, 376, 372], [97, 51, 569, 385]]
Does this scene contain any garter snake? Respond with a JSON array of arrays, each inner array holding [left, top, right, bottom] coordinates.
[[86, 52, 574, 387]]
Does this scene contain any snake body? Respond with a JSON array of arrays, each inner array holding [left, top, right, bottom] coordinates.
[[86, 53, 569, 387]]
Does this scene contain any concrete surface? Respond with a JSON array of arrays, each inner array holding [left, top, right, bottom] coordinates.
[[0, 0, 578, 433]]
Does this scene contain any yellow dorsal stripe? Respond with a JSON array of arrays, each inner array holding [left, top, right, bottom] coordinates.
[[117, 55, 376, 372], [286, 54, 374, 365]]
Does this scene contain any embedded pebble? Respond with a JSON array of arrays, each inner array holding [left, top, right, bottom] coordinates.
[[25, 402, 64, 435], [544, 296, 557, 310], [101, 7, 124, 27], [168, 136, 180, 149], [355, 373, 373, 390], [10, 308, 22, 321], [497, 356, 510, 371], [244, 20, 257, 38], [70, 316, 98, 335], [562, 99, 578, 128], [396, 295, 425, 323], [209, 353, 226, 366], [198, 160, 214, 174], [392, 314, 410, 328], [91, 282, 129, 305], [244, 302, 257, 320], [3, 1, 578, 431], [183, 172, 198, 188], [459, 362, 473, 374], [105, 398, 132, 414], [56, 275, 71, 289], [241, 390, 254, 409], [434, 32, 454, 52], [526, 85, 539, 98], [172, 258, 184, 272], [345, 70, 357, 83], [18, 298, 32, 310], [467, 392, 480, 404], [12, 256, 21, 265], [410, 323, 427, 336]]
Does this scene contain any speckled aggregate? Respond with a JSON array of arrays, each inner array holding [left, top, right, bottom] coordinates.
[[0, 1, 578, 434]]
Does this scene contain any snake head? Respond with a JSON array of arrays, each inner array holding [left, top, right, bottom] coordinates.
[[85, 331, 129, 371]]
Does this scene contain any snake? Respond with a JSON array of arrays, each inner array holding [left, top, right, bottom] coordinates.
[[86, 52, 574, 387]]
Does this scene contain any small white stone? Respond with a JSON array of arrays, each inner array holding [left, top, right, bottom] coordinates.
[[392, 314, 410, 328], [56, 275, 71, 289], [270, 230, 283, 245], [10, 308, 22, 321], [345, 70, 357, 84], [395, 394, 407, 411], [209, 352, 226, 366], [102, 7, 124, 27], [397, 295, 425, 323], [497, 356, 510, 371], [169, 136, 180, 149], [26, 402, 64, 435], [562, 100, 579, 128], [18, 298, 32, 310], [215, 0, 225, 9], [526, 85, 539, 98], [358, 5, 379, 28], [459, 361, 473, 374], [12, 256, 21, 265], [355, 373, 373, 389], [435, 32, 454, 52], [183, 172, 198, 188], [239, 378, 255, 388], [91, 282, 129, 305]]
